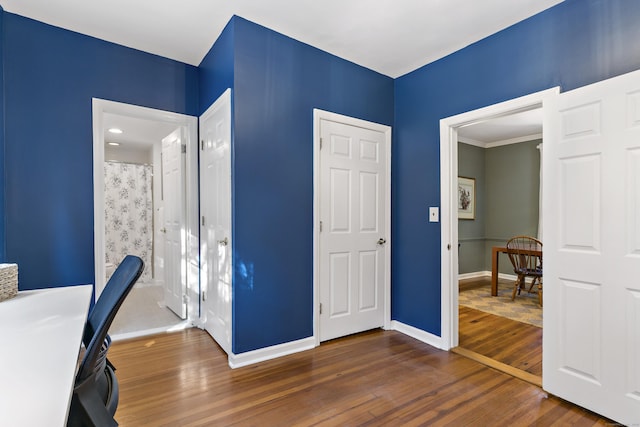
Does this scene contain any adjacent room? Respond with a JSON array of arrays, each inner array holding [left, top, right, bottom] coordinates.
[[456, 109, 544, 383], [101, 113, 189, 338]]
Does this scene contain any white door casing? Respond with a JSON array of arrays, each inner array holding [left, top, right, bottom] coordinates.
[[315, 111, 391, 343], [200, 89, 233, 355], [439, 88, 557, 350], [162, 129, 187, 319], [543, 69, 640, 426]]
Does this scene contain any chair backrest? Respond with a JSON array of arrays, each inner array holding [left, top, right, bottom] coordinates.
[[506, 235, 542, 273], [77, 255, 144, 383]]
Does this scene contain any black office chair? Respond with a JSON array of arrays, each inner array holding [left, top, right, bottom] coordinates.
[[67, 255, 144, 427]]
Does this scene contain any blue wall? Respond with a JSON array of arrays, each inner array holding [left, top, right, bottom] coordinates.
[[230, 17, 393, 353], [198, 18, 235, 115], [3, 13, 198, 290], [0, 7, 5, 263], [4, 0, 639, 352], [393, 0, 640, 335]]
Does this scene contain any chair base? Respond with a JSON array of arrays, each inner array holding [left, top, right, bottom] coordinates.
[[511, 275, 543, 308], [67, 365, 119, 427]]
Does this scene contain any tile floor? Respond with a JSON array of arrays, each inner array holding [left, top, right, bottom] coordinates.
[[109, 283, 187, 339]]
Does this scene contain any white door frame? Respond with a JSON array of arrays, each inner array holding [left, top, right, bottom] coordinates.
[[92, 99, 199, 321], [438, 88, 559, 350], [313, 109, 392, 346]]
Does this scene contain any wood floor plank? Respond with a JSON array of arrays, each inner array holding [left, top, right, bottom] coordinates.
[[458, 279, 543, 378], [451, 346, 542, 387], [109, 328, 612, 426]]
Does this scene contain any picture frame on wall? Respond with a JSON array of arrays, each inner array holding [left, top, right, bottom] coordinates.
[[458, 176, 475, 220]]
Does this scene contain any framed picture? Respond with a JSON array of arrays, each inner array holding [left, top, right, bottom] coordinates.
[[458, 177, 475, 220]]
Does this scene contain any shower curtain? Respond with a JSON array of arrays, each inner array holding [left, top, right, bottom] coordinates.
[[104, 162, 153, 281]]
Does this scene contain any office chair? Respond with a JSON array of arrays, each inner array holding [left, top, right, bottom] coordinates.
[[67, 255, 144, 427], [506, 236, 543, 307]]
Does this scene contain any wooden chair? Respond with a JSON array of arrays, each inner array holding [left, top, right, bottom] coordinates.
[[506, 236, 542, 307]]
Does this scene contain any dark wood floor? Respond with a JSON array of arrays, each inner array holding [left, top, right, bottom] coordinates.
[[458, 277, 542, 378], [109, 328, 610, 426], [458, 306, 542, 377]]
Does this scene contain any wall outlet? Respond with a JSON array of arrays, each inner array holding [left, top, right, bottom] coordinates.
[[429, 207, 439, 222]]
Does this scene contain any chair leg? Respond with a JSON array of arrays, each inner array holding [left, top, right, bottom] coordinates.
[[527, 277, 537, 293], [512, 276, 523, 300]]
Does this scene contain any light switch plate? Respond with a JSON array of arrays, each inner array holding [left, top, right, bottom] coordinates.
[[429, 207, 439, 222]]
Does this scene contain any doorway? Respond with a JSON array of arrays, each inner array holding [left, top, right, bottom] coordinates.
[[455, 111, 544, 382], [92, 99, 199, 339], [439, 88, 559, 369]]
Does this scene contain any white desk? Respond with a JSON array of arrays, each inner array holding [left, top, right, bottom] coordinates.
[[0, 285, 92, 427]]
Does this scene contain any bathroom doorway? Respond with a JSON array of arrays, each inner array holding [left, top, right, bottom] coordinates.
[[92, 99, 199, 339]]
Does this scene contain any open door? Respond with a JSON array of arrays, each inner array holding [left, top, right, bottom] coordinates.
[[162, 128, 187, 319], [200, 89, 233, 354], [543, 69, 640, 426]]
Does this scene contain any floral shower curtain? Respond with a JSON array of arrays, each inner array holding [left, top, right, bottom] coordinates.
[[104, 162, 153, 281]]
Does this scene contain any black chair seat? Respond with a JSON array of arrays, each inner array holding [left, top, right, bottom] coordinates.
[[515, 267, 542, 277]]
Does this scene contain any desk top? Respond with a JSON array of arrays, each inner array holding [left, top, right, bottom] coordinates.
[[0, 285, 92, 427]]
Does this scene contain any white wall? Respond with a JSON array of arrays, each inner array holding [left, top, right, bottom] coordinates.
[[105, 144, 152, 164]]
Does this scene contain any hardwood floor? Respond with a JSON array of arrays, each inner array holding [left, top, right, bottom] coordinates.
[[458, 305, 542, 377], [109, 328, 611, 426], [457, 276, 542, 382]]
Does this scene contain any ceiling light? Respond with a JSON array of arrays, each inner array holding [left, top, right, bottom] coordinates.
[[107, 142, 120, 146], [108, 128, 123, 134]]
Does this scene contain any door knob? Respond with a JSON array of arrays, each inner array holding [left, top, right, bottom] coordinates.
[[218, 237, 229, 246], [377, 238, 387, 246]]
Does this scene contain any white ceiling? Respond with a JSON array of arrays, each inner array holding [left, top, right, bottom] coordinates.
[[1, 0, 563, 78], [3, 1, 555, 144], [104, 113, 178, 149], [458, 108, 543, 146]]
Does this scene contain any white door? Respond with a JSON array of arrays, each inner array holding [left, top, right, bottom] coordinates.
[[200, 90, 232, 354], [319, 119, 388, 342], [544, 69, 640, 426], [154, 206, 165, 283], [162, 129, 187, 319]]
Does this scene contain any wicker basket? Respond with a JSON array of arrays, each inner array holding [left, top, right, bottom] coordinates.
[[0, 263, 18, 302]]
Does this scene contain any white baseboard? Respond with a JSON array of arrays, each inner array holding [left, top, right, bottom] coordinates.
[[133, 280, 163, 289], [228, 336, 316, 369], [458, 271, 491, 280], [458, 271, 536, 284], [223, 322, 451, 368], [390, 320, 446, 350]]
